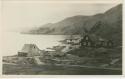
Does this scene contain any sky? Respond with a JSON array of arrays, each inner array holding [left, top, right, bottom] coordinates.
[[1, 1, 120, 32]]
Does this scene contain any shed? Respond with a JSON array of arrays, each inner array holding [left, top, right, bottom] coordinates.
[[18, 44, 41, 57], [80, 34, 98, 47]]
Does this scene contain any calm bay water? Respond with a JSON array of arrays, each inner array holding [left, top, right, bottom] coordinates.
[[2, 32, 69, 56]]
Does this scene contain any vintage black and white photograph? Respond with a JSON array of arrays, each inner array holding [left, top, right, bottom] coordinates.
[[1, 1, 122, 75]]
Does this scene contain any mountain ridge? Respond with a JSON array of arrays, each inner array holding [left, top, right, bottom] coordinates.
[[23, 4, 122, 45], [25, 4, 121, 35]]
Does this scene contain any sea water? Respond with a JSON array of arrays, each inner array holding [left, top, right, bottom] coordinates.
[[1, 32, 69, 56]]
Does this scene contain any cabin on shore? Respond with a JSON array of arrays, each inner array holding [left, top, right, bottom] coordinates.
[[65, 35, 81, 46], [80, 34, 94, 47], [95, 39, 114, 48], [80, 34, 114, 48], [18, 44, 41, 57]]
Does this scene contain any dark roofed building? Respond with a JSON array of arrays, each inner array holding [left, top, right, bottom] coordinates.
[[80, 34, 99, 47], [80, 34, 114, 48], [106, 40, 114, 48]]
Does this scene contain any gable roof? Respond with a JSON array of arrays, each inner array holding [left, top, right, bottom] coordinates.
[[19, 44, 40, 53], [81, 34, 105, 43]]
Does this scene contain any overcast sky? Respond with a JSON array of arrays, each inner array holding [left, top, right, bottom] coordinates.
[[2, 2, 120, 32]]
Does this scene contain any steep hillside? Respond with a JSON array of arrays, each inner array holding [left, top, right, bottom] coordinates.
[[25, 4, 122, 45], [90, 4, 122, 45], [26, 4, 122, 35]]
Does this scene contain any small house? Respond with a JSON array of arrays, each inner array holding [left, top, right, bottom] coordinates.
[[95, 38, 106, 47], [80, 34, 94, 47], [66, 38, 80, 45], [80, 34, 114, 48], [106, 40, 114, 48], [96, 39, 114, 48], [18, 44, 41, 57]]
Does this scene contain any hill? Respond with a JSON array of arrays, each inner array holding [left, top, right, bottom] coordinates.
[[24, 4, 122, 45]]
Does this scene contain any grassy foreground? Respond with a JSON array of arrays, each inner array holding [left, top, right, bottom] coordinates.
[[3, 64, 122, 75]]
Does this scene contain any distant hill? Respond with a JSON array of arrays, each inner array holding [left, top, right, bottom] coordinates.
[[24, 4, 122, 45]]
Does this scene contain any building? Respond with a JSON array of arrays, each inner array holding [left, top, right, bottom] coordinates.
[[80, 34, 114, 48], [95, 38, 106, 47], [80, 34, 94, 47], [106, 40, 114, 48], [18, 44, 41, 57]]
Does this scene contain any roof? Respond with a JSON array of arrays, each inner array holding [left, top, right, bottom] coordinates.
[[81, 34, 105, 42], [45, 49, 55, 52], [19, 44, 40, 53]]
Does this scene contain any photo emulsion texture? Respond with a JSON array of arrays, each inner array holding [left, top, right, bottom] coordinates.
[[2, 3, 122, 75]]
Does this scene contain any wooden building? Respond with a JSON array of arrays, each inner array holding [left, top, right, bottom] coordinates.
[[106, 40, 114, 48], [80, 34, 114, 48], [18, 44, 41, 57], [80, 34, 94, 47]]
